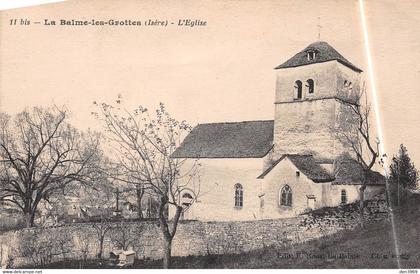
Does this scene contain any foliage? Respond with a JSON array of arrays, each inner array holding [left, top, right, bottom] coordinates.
[[388, 144, 418, 206], [389, 144, 418, 190]]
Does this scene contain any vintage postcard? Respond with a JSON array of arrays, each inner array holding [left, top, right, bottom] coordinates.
[[0, 0, 419, 271]]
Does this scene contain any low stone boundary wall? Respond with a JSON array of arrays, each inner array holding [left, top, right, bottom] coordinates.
[[0, 194, 388, 268]]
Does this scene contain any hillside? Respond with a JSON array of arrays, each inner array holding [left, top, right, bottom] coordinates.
[[164, 193, 420, 268]]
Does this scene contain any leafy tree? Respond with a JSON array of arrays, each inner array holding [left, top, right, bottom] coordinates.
[[0, 106, 103, 227], [389, 144, 418, 205]]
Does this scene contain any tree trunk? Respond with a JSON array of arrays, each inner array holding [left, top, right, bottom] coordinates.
[[162, 236, 172, 269], [24, 212, 32, 228], [136, 185, 144, 219], [158, 196, 173, 268], [98, 236, 104, 260], [30, 211, 36, 227], [24, 210, 35, 228]]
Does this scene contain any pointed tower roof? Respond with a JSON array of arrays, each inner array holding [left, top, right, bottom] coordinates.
[[275, 41, 362, 73]]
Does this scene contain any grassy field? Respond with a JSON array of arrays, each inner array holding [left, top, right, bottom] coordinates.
[[34, 193, 420, 269]]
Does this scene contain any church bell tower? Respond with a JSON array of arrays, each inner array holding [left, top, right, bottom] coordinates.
[[272, 41, 363, 160]]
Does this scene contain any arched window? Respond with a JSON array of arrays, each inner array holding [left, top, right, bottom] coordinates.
[[280, 185, 292, 207], [234, 184, 243, 208], [182, 192, 193, 208], [306, 79, 314, 94], [341, 190, 347, 204], [294, 80, 303, 99]]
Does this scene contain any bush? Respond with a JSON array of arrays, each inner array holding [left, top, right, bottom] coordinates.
[[18, 228, 74, 267], [0, 214, 25, 232]]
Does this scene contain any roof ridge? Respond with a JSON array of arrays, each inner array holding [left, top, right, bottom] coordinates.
[[197, 119, 274, 126], [274, 40, 362, 73]]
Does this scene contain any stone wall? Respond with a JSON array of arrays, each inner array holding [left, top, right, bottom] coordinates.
[[273, 60, 362, 160], [0, 193, 388, 268]]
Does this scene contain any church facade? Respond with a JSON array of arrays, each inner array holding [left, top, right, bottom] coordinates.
[[171, 41, 385, 221]]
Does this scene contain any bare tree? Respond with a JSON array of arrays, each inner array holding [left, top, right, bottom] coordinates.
[[19, 227, 73, 267], [110, 220, 141, 251], [335, 84, 380, 223], [78, 230, 93, 267], [135, 184, 145, 219], [0, 106, 103, 227], [93, 100, 200, 268], [92, 214, 113, 260]]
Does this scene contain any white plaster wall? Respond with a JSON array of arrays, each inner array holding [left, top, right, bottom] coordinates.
[[259, 158, 385, 219], [328, 185, 361, 206], [259, 158, 326, 219], [328, 184, 385, 206], [170, 157, 385, 222], [172, 158, 263, 222]]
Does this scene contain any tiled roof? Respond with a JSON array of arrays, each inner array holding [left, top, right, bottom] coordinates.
[[257, 154, 334, 182], [258, 154, 385, 185], [332, 158, 385, 185], [288, 155, 335, 182], [275, 41, 362, 73], [171, 120, 274, 158]]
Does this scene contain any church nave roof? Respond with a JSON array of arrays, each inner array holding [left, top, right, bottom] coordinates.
[[171, 120, 274, 158]]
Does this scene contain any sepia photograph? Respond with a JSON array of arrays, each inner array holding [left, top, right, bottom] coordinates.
[[0, 0, 419, 271]]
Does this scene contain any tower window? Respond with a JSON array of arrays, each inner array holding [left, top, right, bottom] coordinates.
[[306, 79, 314, 94], [294, 80, 303, 100], [344, 80, 353, 88], [234, 183, 243, 208], [280, 185, 292, 207], [307, 51, 316, 61]]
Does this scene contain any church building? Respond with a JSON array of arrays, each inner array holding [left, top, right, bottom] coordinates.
[[171, 41, 385, 221]]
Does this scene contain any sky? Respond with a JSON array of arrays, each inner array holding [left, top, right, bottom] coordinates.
[[0, 0, 419, 166]]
